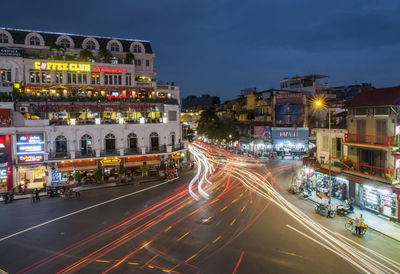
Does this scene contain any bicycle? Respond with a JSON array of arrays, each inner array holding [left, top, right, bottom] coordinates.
[[345, 218, 368, 236]]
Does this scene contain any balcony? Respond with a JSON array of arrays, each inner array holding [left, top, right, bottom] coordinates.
[[49, 151, 71, 160], [344, 161, 397, 183], [100, 149, 120, 157], [76, 150, 96, 159], [146, 145, 167, 154], [344, 133, 397, 150], [172, 143, 184, 152], [124, 148, 141, 156]]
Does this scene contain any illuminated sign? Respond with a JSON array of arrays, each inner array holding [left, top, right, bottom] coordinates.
[[93, 68, 127, 73], [16, 133, 45, 164], [100, 158, 121, 166], [171, 152, 181, 159], [34, 62, 91, 72], [17, 154, 44, 164], [0, 167, 7, 179]]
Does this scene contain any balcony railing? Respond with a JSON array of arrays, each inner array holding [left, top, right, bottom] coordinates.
[[344, 133, 396, 147], [344, 161, 397, 180], [146, 145, 167, 154], [76, 150, 96, 158], [172, 143, 184, 151], [124, 148, 141, 155], [100, 149, 120, 157], [49, 151, 71, 160]]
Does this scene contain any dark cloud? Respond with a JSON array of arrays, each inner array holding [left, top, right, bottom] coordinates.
[[1, 0, 400, 101]]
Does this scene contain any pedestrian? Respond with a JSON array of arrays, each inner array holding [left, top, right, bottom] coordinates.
[[74, 186, 81, 198], [327, 201, 332, 218], [35, 188, 40, 202]]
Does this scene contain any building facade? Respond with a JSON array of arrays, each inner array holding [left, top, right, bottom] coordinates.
[[0, 27, 186, 191]]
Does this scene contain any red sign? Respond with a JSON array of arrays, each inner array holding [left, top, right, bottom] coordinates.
[[93, 68, 127, 73], [0, 109, 11, 127], [29, 103, 156, 113]]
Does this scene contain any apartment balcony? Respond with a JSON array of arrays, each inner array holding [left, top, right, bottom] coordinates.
[[145, 145, 167, 154], [75, 150, 96, 159], [100, 149, 120, 157], [49, 151, 71, 160], [344, 133, 397, 150], [172, 143, 185, 152], [344, 161, 397, 183], [124, 148, 141, 156]]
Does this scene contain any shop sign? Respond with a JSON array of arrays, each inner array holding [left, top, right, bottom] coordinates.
[[28, 103, 156, 113], [100, 158, 121, 166], [271, 128, 309, 140], [93, 67, 127, 73], [276, 93, 304, 104], [0, 167, 7, 179], [253, 126, 271, 138], [0, 48, 23, 57], [51, 169, 60, 182], [17, 154, 44, 164], [16, 134, 45, 154], [0, 109, 11, 127], [171, 152, 181, 159], [34, 62, 91, 72]]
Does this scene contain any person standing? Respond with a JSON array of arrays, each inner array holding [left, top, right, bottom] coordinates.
[[355, 216, 360, 236], [327, 201, 332, 218], [35, 189, 40, 202], [74, 186, 81, 198]]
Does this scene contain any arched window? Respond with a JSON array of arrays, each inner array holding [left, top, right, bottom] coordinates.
[[0, 33, 9, 44], [29, 36, 40, 46], [149, 132, 159, 151], [133, 44, 142, 53], [59, 38, 71, 48], [110, 42, 120, 52], [55, 135, 67, 153], [127, 133, 137, 152], [86, 40, 96, 50], [169, 132, 176, 146], [105, 133, 116, 152], [80, 134, 92, 155]]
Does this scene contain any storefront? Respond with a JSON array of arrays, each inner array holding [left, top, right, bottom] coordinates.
[[100, 158, 121, 181], [360, 184, 398, 220], [271, 127, 309, 156], [0, 135, 12, 192], [56, 159, 99, 185], [17, 165, 47, 190]]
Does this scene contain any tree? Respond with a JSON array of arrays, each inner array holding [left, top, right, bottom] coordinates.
[[125, 53, 135, 64], [72, 171, 83, 184], [49, 43, 65, 59], [94, 169, 103, 184], [99, 48, 112, 63], [118, 164, 127, 183], [197, 110, 219, 135], [140, 165, 150, 177], [79, 49, 95, 61], [183, 127, 195, 142], [201, 118, 240, 143]]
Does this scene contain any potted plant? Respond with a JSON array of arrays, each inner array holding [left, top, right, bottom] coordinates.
[[158, 164, 166, 177], [140, 165, 150, 177], [72, 171, 83, 185], [94, 169, 103, 184], [118, 164, 127, 183]]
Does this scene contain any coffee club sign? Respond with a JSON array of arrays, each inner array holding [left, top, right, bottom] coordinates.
[[34, 62, 91, 72]]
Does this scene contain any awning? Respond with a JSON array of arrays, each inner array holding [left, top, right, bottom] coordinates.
[[336, 172, 392, 189], [57, 166, 74, 173], [124, 161, 143, 167], [145, 160, 161, 166], [314, 167, 339, 177], [75, 165, 99, 171]]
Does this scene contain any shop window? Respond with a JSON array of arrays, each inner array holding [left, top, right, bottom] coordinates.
[[55, 135, 67, 153], [150, 132, 159, 151], [105, 133, 116, 152], [55, 72, 63, 84], [128, 133, 137, 152], [91, 73, 100, 85], [80, 134, 92, 155], [0, 69, 11, 82]]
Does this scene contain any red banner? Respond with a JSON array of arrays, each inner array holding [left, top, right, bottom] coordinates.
[[0, 109, 11, 127]]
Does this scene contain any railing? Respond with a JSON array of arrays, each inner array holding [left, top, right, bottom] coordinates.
[[100, 149, 119, 157], [76, 150, 96, 158], [49, 151, 71, 160], [344, 133, 396, 147], [344, 161, 397, 180], [172, 143, 184, 151], [124, 148, 141, 155], [146, 145, 167, 154]]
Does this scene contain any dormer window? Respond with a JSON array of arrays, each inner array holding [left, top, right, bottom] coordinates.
[[0, 33, 9, 44], [86, 40, 96, 50], [29, 36, 40, 46], [133, 44, 142, 53], [60, 38, 71, 48], [110, 42, 120, 52]]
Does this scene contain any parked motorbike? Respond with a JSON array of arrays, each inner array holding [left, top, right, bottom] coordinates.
[[3, 192, 14, 204], [315, 203, 335, 218], [336, 200, 354, 216]]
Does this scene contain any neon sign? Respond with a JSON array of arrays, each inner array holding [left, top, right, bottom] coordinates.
[[16, 133, 45, 164], [93, 68, 127, 73], [100, 158, 121, 166], [34, 62, 91, 72], [0, 168, 7, 179], [17, 155, 44, 164]]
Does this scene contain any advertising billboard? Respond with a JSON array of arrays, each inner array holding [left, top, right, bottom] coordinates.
[[16, 133, 45, 164], [275, 104, 304, 125], [271, 127, 309, 140], [0, 109, 11, 127], [253, 126, 271, 138]]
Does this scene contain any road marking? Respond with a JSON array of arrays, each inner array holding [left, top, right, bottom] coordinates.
[[213, 235, 221, 243], [0, 178, 179, 242], [177, 232, 190, 241], [95, 260, 110, 263]]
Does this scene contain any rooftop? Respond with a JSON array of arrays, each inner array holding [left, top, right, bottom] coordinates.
[[345, 86, 400, 108]]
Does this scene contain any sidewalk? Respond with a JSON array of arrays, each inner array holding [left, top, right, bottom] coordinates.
[[0, 170, 189, 203], [307, 192, 400, 242]]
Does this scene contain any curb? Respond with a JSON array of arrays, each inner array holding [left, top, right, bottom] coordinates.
[[303, 195, 400, 243]]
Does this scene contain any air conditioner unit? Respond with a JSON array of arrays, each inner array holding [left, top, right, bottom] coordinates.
[[18, 106, 29, 113]]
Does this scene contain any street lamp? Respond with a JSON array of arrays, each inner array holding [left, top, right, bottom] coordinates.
[[313, 98, 333, 202]]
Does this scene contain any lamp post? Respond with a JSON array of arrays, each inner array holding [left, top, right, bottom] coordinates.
[[314, 98, 333, 202]]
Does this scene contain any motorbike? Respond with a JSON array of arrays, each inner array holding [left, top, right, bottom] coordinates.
[[3, 192, 14, 204], [315, 203, 335, 218], [336, 200, 354, 216]]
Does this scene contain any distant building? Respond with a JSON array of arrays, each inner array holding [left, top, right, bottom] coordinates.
[[240, 88, 257, 96], [280, 74, 328, 95], [182, 94, 220, 110]]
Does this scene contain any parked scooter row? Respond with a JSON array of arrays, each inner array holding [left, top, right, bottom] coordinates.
[[2, 192, 14, 204]]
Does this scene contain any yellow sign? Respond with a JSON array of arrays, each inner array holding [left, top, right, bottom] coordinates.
[[100, 158, 121, 166], [171, 152, 181, 159], [34, 62, 91, 72]]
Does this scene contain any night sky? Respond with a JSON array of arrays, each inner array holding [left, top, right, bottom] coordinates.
[[1, 0, 399, 101]]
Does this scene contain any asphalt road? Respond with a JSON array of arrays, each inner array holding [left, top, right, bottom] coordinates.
[[0, 145, 399, 273]]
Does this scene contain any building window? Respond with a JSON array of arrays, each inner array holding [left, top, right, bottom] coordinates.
[[135, 59, 142, 66], [55, 72, 63, 84], [150, 132, 159, 151], [111, 56, 118, 64], [128, 133, 137, 152], [59, 38, 71, 48], [91, 73, 100, 85], [80, 134, 92, 155], [105, 133, 116, 152], [86, 40, 96, 50], [168, 111, 177, 121], [55, 135, 67, 153], [133, 44, 142, 53], [0, 69, 11, 82], [322, 135, 329, 151], [170, 132, 176, 146], [146, 60, 150, 67], [104, 73, 122, 85], [110, 42, 120, 52], [0, 33, 9, 44], [67, 72, 88, 84], [126, 73, 132, 86], [29, 36, 40, 46]]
